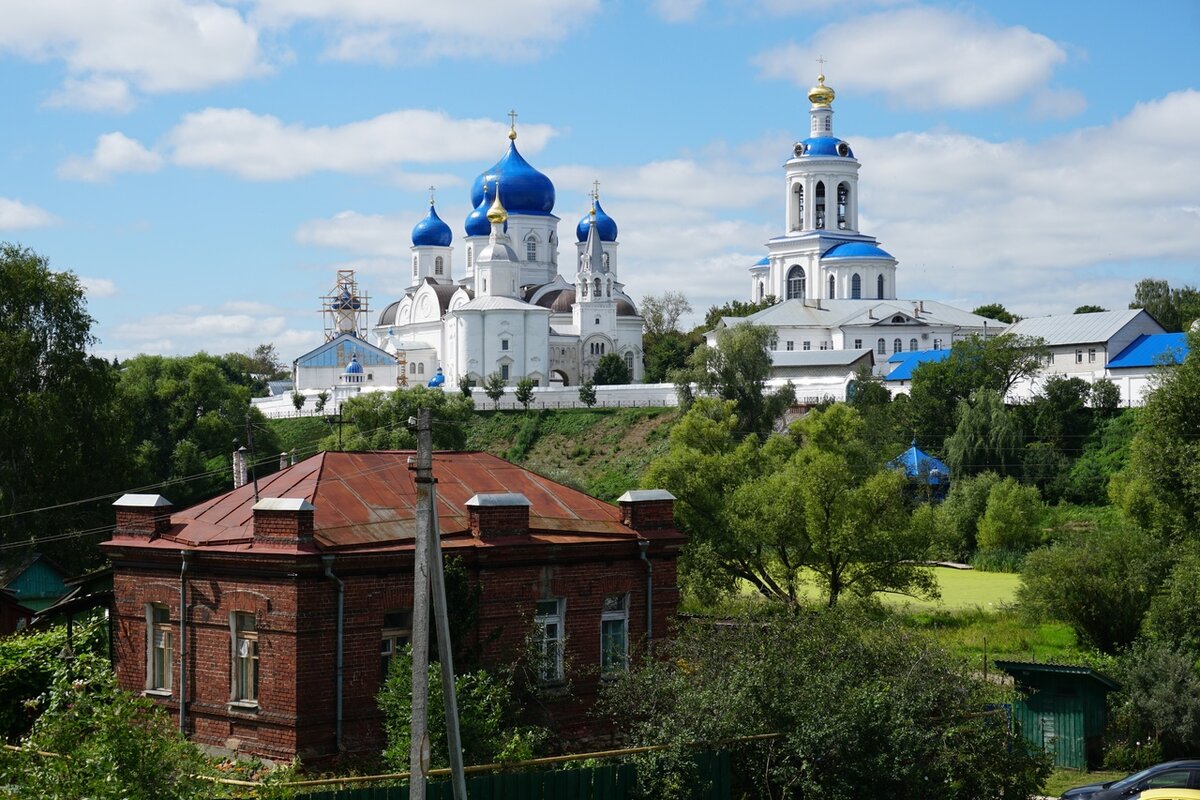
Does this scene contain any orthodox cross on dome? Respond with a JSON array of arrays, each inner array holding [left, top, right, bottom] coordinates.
[[592, 179, 601, 199], [428, 185, 436, 205], [507, 109, 518, 140], [815, 54, 827, 70]]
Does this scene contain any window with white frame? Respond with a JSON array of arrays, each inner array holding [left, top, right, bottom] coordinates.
[[412, 256, 418, 277], [877, 338, 886, 354], [786, 341, 794, 351], [624, 351, 634, 374], [380, 609, 413, 678], [1088, 348, 1097, 363], [893, 338, 902, 354], [600, 594, 628, 675], [231, 612, 259, 705], [501, 339, 509, 351], [933, 338, 942, 349], [854, 339, 862, 349], [435, 256, 444, 276], [1075, 349, 1084, 364], [466, 248, 473, 269], [501, 364, 510, 380], [909, 338, 918, 352], [803, 341, 811, 351], [534, 598, 565, 683], [526, 235, 538, 261], [146, 604, 172, 693]]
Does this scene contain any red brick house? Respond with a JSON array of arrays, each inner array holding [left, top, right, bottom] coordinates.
[[101, 451, 683, 762]]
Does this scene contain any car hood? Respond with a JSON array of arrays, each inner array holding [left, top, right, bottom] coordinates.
[[1060, 782, 1112, 800]]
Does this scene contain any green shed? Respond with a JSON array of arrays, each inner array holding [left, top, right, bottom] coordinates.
[[996, 660, 1119, 770]]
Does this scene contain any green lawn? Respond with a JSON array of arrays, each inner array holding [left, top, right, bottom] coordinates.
[[1043, 768, 1125, 798], [880, 566, 1021, 612]]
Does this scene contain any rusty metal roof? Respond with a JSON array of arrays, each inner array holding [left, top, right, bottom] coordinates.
[[145, 451, 636, 552]]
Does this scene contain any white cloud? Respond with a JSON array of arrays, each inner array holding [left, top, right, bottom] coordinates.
[[106, 300, 320, 358], [651, 0, 705, 23], [0, 198, 57, 229], [1028, 87, 1088, 120], [754, 7, 1067, 110], [43, 75, 135, 113], [57, 132, 163, 182], [80, 276, 117, 298], [251, 0, 600, 62], [0, 0, 266, 111], [555, 159, 771, 210], [296, 211, 414, 258], [846, 90, 1200, 313], [165, 108, 557, 180]]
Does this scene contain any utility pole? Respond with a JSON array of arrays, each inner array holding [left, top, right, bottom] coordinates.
[[429, 469, 468, 800], [409, 409, 433, 800]]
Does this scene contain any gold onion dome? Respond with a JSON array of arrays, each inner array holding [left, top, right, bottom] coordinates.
[[486, 185, 508, 224], [808, 74, 835, 107]]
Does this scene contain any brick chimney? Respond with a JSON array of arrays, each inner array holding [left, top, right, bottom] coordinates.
[[251, 498, 315, 546], [112, 494, 173, 540], [616, 490, 676, 531], [465, 493, 531, 539]]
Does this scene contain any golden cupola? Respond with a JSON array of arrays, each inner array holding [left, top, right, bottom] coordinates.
[[808, 74, 836, 108]]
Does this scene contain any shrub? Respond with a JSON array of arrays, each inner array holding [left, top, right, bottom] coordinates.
[[976, 478, 1044, 553]]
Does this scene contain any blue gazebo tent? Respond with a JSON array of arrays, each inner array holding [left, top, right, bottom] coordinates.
[[889, 440, 950, 498]]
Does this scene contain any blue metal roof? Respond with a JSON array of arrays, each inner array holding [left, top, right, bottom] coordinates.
[[1107, 332, 1189, 369], [412, 203, 453, 247], [752, 256, 770, 267], [295, 333, 397, 368], [797, 136, 854, 158], [470, 141, 555, 215], [823, 241, 893, 259], [575, 199, 618, 243], [885, 349, 951, 381], [464, 187, 492, 236], [889, 442, 950, 484]]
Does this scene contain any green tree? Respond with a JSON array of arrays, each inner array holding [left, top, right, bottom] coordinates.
[[336, 385, 475, 451], [1129, 277, 1200, 332], [1110, 640, 1200, 759], [482, 372, 506, 409], [0, 243, 129, 553], [641, 290, 692, 337], [643, 331, 696, 384], [972, 303, 1017, 323], [645, 401, 934, 606], [908, 334, 1047, 452], [577, 379, 597, 408], [1090, 378, 1122, 413], [378, 647, 544, 771], [676, 322, 794, 439], [514, 376, 536, 410], [930, 471, 1001, 560], [975, 477, 1044, 554], [314, 390, 330, 413], [458, 374, 473, 399], [1074, 304, 1108, 314], [1143, 547, 1200, 655], [117, 353, 283, 506], [1062, 408, 1137, 505], [945, 389, 1023, 477], [593, 352, 630, 385], [1019, 523, 1170, 653], [0, 653, 211, 799], [291, 390, 305, 411], [600, 613, 1049, 800], [1115, 327, 1200, 540], [700, 295, 777, 331]]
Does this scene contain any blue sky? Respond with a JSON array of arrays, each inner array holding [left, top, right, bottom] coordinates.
[[2, 0, 1198, 359]]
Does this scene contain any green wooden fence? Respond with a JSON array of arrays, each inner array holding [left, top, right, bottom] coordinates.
[[297, 750, 730, 800]]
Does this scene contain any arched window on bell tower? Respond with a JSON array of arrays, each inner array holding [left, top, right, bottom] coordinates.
[[877, 274, 885, 299], [793, 184, 804, 231], [837, 183, 849, 230], [815, 182, 826, 229], [786, 266, 806, 300], [828, 274, 835, 299], [851, 273, 861, 299]]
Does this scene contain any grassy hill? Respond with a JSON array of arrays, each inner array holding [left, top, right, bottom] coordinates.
[[266, 406, 679, 502]]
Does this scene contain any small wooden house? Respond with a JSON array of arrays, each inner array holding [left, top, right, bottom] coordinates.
[[996, 660, 1119, 770]]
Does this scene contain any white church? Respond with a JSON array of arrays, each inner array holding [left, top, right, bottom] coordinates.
[[707, 74, 1002, 367], [367, 122, 644, 391]]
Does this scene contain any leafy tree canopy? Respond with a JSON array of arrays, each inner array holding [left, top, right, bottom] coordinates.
[[675, 322, 794, 440], [641, 290, 692, 337], [600, 612, 1050, 800], [1074, 304, 1108, 314], [592, 351, 630, 385], [972, 303, 1017, 324], [336, 385, 475, 451], [700, 295, 777, 332], [1129, 277, 1200, 333]]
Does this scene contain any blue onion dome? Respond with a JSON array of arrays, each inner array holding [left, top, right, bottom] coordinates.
[[464, 186, 492, 237], [469, 140, 555, 215], [333, 289, 360, 310], [412, 202, 452, 247], [575, 199, 618, 243], [794, 137, 854, 158], [344, 354, 364, 374], [822, 241, 893, 259]]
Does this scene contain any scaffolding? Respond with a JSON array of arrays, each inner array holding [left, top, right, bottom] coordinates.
[[321, 270, 370, 342]]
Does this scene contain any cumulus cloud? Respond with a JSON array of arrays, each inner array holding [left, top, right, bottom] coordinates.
[[754, 7, 1067, 110], [80, 276, 117, 298], [651, 0, 705, 23], [296, 211, 415, 258], [555, 159, 771, 210], [0, 0, 265, 111], [164, 108, 557, 180], [251, 0, 600, 62], [57, 132, 163, 182], [106, 300, 320, 358], [0, 198, 57, 229]]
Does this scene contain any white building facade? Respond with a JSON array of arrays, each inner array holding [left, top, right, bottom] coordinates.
[[374, 127, 644, 389]]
